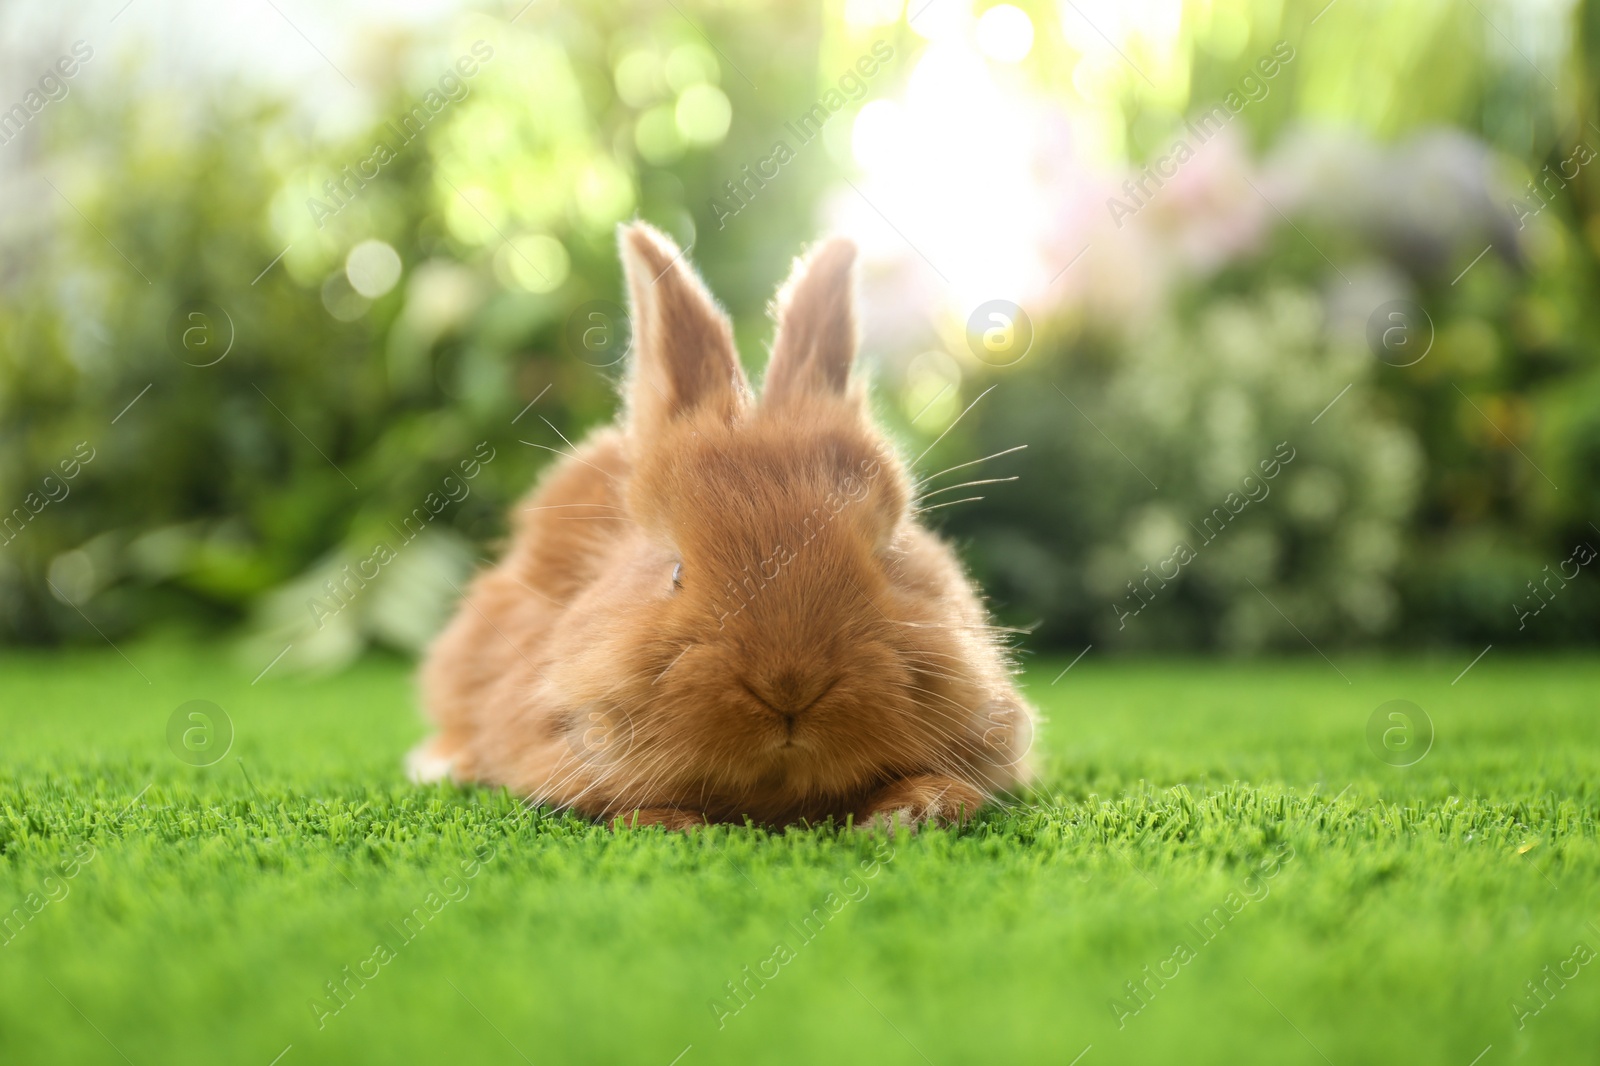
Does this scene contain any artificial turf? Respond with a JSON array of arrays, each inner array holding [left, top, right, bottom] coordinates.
[[1, 646, 1597, 1065]]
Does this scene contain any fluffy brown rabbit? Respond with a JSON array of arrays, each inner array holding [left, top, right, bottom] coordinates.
[[412, 223, 1036, 829]]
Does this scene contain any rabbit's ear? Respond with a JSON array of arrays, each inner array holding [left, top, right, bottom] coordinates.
[[620, 222, 747, 438], [762, 237, 859, 408]]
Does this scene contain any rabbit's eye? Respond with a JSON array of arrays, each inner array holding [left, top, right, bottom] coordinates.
[[671, 562, 683, 591]]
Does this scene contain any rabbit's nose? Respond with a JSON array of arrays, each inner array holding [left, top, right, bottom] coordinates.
[[743, 671, 840, 720], [769, 669, 840, 717]]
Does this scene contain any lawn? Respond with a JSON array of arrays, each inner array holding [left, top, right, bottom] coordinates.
[[1, 647, 1597, 1065]]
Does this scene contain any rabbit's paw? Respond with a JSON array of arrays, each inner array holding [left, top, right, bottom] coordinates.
[[405, 737, 458, 784], [858, 775, 985, 833]]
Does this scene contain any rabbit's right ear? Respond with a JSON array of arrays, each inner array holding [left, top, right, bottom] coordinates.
[[620, 223, 747, 440], [761, 237, 858, 409]]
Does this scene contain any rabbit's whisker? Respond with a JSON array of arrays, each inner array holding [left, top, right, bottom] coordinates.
[[911, 384, 995, 467], [916, 477, 1016, 503], [916, 444, 1027, 489]]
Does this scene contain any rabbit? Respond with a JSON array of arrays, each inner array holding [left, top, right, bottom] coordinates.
[[411, 222, 1036, 830]]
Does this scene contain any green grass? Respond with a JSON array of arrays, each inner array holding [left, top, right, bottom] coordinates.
[[2, 647, 1598, 1065]]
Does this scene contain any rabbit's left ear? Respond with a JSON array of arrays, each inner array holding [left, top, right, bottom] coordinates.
[[761, 237, 858, 408], [620, 222, 747, 440]]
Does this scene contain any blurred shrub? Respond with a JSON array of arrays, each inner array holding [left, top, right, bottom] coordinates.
[[1, 0, 1598, 666], [930, 286, 1422, 652], [918, 113, 1600, 651]]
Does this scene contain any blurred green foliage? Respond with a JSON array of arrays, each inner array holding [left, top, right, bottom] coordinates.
[[0, 0, 1597, 665]]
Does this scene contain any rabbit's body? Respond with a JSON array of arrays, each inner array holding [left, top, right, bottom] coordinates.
[[415, 226, 1035, 829]]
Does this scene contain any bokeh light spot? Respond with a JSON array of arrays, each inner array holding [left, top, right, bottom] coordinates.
[[977, 5, 1034, 63], [675, 84, 732, 145], [497, 234, 570, 294], [345, 239, 403, 299]]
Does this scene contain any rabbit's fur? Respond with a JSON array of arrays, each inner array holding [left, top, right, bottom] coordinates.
[[414, 224, 1035, 829]]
